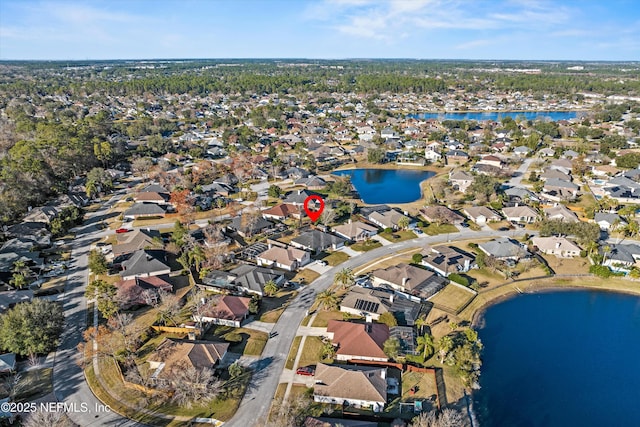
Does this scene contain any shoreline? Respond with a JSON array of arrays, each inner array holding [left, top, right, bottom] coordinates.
[[408, 109, 590, 114], [465, 275, 640, 329]]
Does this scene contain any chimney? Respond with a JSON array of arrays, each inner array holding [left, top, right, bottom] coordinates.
[[389, 294, 394, 303], [402, 277, 408, 288], [381, 368, 387, 379], [556, 241, 561, 249], [515, 202, 519, 207], [365, 314, 373, 323]]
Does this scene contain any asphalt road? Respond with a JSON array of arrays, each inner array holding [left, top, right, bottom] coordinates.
[[224, 227, 529, 427], [52, 193, 143, 427]]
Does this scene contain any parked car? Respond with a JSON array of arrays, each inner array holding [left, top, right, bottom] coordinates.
[[317, 260, 327, 266], [115, 228, 131, 233], [296, 366, 315, 376]]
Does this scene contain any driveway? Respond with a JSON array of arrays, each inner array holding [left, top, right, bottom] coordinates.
[[506, 157, 536, 188], [224, 227, 532, 427]]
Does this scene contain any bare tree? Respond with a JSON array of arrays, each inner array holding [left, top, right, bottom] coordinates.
[[109, 312, 143, 353], [409, 408, 465, 427], [162, 361, 221, 408], [22, 410, 72, 427], [155, 290, 183, 326]]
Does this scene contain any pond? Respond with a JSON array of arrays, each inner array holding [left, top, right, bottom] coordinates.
[[332, 168, 435, 204], [474, 290, 640, 427]]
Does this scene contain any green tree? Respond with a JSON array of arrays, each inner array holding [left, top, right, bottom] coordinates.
[[316, 290, 338, 311], [416, 333, 435, 360], [412, 253, 423, 264], [383, 337, 400, 359], [10, 260, 31, 289], [333, 267, 355, 289], [367, 148, 385, 164], [88, 249, 108, 275], [0, 299, 64, 356], [86, 279, 119, 319], [437, 335, 454, 363], [264, 280, 279, 297], [398, 216, 410, 230], [268, 185, 282, 198], [378, 312, 398, 327]]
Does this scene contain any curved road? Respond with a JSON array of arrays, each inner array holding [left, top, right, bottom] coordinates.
[[52, 192, 143, 426], [225, 227, 529, 427]]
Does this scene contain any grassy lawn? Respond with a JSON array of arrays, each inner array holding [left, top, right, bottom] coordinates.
[[542, 255, 590, 275], [350, 240, 383, 252], [15, 368, 53, 401], [401, 371, 438, 405], [285, 336, 302, 370], [204, 326, 268, 356], [259, 289, 297, 323], [311, 310, 344, 327], [429, 283, 477, 314], [487, 220, 513, 231], [421, 223, 458, 236], [379, 230, 417, 242], [321, 251, 350, 266], [354, 248, 421, 275], [298, 336, 330, 368], [291, 269, 321, 285]]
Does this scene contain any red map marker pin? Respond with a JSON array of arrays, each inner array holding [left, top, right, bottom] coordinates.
[[303, 195, 324, 222]]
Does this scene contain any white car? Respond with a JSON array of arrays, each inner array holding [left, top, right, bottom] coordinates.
[[317, 260, 327, 266]]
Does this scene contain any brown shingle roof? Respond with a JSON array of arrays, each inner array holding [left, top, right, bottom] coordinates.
[[203, 295, 251, 321], [314, 363, 387, 403], [148, 338, 229, 373], [327, 320, 389, 360]]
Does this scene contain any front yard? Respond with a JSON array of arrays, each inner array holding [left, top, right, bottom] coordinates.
[[421, 223, 458, 236], [379, 230, 417, 242], [350, 240, 383, 252], [320, 251, 350, 266]]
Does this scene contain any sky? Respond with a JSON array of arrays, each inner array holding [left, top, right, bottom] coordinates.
[[1, 0, 639, 61]]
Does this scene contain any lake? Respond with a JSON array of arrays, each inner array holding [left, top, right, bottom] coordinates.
[[332, 168, 435, 204], [474, 290, 640, 427], [409, 111, 586, 121]]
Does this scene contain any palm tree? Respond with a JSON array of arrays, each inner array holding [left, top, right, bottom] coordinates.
[[398, 216, 410, 231], [316, 290, 338, 311], [264, 280, 278, 297], [602, 245, 612, 265], [333, 267, 354, 289], [437, 335, 454, 363], [416, 333, 435, 360], [625, 220, 639, 238], [415, 316, 429, 335]]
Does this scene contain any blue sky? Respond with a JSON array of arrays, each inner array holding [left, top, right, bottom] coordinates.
[[1, 0, 638, 60]]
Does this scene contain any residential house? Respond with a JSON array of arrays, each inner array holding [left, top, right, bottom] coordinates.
[[201, 265, 285, 296], [114, 275, 173, 308], [463, 206, 501, 225], [478, 238, 530, 261], [340, 286, 423, 325], [123, 203, 167, 219], [147, 338, 229, 384], [531, 236, 581, 258], [313, 363, 388, 412], [134, 191, 170, 205], [424, 149, 442, 163], [504, 187, 539, 203], [602, 244, 640, 271], [261, 203, 301, 221], [227, 215, 274, 238], [294, 176, 327, 190], [544, 205, 580, 222], [290, 230, 346, 253], [371, 263, 447, 300], [543, 178, 579, 200], [368, 209, 409, 231], [541, 169, 571, 182], [120, 250, 171, 280], [477, 155, 504, 169], [284, 189, 323, 206], [333, 220, 378, 242], [326, 320, 389, 362], [23, 206, 59, 224], [112, 229, 163, 257], [420, 206, 464, 225], [502, 205, 539, 224], [513, 146, 530, 156], [449, 170, 474, 193], [445, 150, 469, 165], [256, 245, 310, 271], [420, 245, 476, 277], [594, 212, 627, 231], [193, 295, 251, 327]]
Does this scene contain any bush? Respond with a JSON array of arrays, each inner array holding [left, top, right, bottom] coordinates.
[[412, 253, 423, 264], [448, 273, 469, 287], [589, 264, 612, 278], [384, 227, 393, 233]]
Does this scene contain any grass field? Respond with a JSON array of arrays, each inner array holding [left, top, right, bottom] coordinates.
[[421, 223, 458, 235], [350, 240, 383, 252], [285, 336, 303, 370], [291, 269, 321, 285], [429, 283, 477, 314], [311, 310, 345, 327], [379, 230, 417, 242], [15, 368, 53, 402], [402, 371, 438, 403], [322, 251, 350, 266], [298, 336, 328, 368]]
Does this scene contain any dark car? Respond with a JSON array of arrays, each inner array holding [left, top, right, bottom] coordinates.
[[296, 366, 315, 376]]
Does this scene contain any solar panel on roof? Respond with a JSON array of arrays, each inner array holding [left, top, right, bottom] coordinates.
[[353, 299, 380, 313]]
